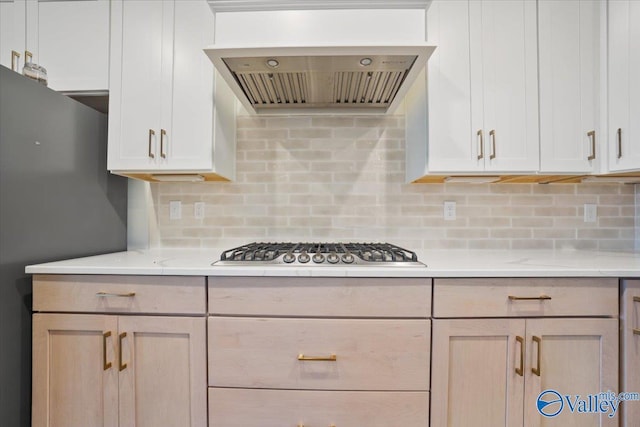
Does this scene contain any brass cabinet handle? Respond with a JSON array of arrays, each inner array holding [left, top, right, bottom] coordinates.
[[489, 129, 496, 160], [160, 129, 167, 158], [118, 332, 127, 371], [11, 50, 20, 71], [532, 336, 541, 376], [633, 297, 640, 335], [515, 336, 524, 376], [477, 130, 484, 160], [587, 130, 596, 160], [148, 129, 155, 159], [96, 291, 136, 297], [24, 50, 32, 63], [618, 128, 623, 159], [103, 331, 112, 370], [508, 295, 551, 301], [298, 354, 337, 362]]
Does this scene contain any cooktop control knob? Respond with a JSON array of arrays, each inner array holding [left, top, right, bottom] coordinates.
[[298, 252, 310, 263], [312, 253, 325, 264], [283, 253, 295, 263], [341, 253, 354, 264], [327, 252, 340, 264]]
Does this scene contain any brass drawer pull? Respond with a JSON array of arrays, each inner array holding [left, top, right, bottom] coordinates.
[[298, 354, 337, 362], [103, 331, 112, 370], [96, 291, 136, 298], [148, 129, 155, 159], [617, 128, 623, 159], [633, 296, 640, 303], [476, 130, 484, 160], [24, 50, 32, 63], [508, 295, 551, 301], [587, 130, 596, 161], [489, 129, 496, 160], [11, 50, 20, 72], [532, 336, 541, 376], [633, 329, 640, 336], [515, 336, 524, 376], [118, 332, 127, 371], [160, 129, 167, 158]]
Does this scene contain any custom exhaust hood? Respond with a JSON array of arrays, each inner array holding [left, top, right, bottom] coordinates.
[[204, 45, 435, 115]]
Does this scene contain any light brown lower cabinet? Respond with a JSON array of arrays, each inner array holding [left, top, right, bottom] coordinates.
[[208, 388, 430, 427], [32, 313, 207, 427], [621, 279, 640, 427], [431, 317, 618, 427]]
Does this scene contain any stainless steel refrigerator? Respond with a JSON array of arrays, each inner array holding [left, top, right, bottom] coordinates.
[[0, 65, 127, 426]]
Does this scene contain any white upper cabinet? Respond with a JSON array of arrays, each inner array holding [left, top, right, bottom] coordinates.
[[470, 0, 539, 173], [408, 0, 538, 180], [108, 0, 236, 179], [608, 0, 640, 172], [26, 0, 110, 92], [538, 0, 601, 173], [0, 0, 26, 72]]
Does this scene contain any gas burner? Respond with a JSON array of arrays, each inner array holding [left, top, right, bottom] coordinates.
[[214, 242, 425, 267]]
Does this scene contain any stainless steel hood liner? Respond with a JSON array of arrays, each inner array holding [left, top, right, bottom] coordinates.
[[205, 46, 436, 115]]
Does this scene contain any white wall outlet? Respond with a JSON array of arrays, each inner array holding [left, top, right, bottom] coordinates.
[[584, 203, 597, 223], [444, 201, 456, 221], [169, 201, 182, 220], [194, 202, 205, 219]]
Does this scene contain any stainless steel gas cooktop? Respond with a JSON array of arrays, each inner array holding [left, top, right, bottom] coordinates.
[[214, 242, 425, 267]]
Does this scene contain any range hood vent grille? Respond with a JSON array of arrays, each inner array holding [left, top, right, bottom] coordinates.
[[334, 70, 407, 105], [208, 46, 436, 114], [235, 72, 308, 105]]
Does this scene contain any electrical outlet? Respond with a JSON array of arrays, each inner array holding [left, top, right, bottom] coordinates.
[[169, 201, 182, 220], [444, 201, 456, 221], [584, 203, 597, 223], [194, 202, 205, 219]]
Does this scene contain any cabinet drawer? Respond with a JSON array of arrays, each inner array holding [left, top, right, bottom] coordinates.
[[208, 388, 429, 427], [433, 278, 618, 318], [208, 317, 430, 390], [33, 275, 206, 314], [208, 277, 431, 317]]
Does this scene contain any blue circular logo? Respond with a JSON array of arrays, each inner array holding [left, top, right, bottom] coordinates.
[[537, 390, 564, 417]]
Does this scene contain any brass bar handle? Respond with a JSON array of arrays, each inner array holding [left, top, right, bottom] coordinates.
[[118, 332, 127, 371], [489, 129, 496, 160], [160, 129, 167, 158], [96, 291, 136, 298], [24, 50, 32, 63], [633, 329, 640, 336], [11, 50, 20, 72], [477, 130, 484, 160], [587, 130, 596, 161], [148, 129, 155, 159], [508, 295, 551, 301], [633, 297, 640, 303], [532, 336, 541, 376], [515, 336, 524, 376], [103, 331, 112, 370], [298, 354, 337, 362], [617, 128, 622, 159]]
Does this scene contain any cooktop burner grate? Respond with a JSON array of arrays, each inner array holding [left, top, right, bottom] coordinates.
[[216, 242, 424, 266]]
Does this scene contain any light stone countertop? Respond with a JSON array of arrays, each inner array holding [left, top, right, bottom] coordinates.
[[24, 248, 640, 278]]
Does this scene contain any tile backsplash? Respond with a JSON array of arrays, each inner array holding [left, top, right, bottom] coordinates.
[[149, 114, 636, 251]]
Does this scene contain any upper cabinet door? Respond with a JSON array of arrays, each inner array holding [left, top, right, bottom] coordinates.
[[425, 0, 480, 173], [25, 0, 110, 92], [539, 0, 600, 173], [108, 0, 166, 171], [608, 0, 640, 172], [474, 0, 539, 172], [0, 0, 26, 72]]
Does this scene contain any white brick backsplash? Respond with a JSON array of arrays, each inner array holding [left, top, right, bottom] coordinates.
[[149, 115, 637, 251]]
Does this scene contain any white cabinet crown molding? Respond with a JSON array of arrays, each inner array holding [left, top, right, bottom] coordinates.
[[208, 0, 430, 12]]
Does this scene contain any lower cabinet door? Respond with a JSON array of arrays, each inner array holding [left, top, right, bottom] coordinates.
[[622, 280, 640, 427], [32, 313, 118, 427], [208, 388, 429, 427], [524, 318, 618, 427], [431, 318, 526, 427], [117, 316, 207, 427]]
